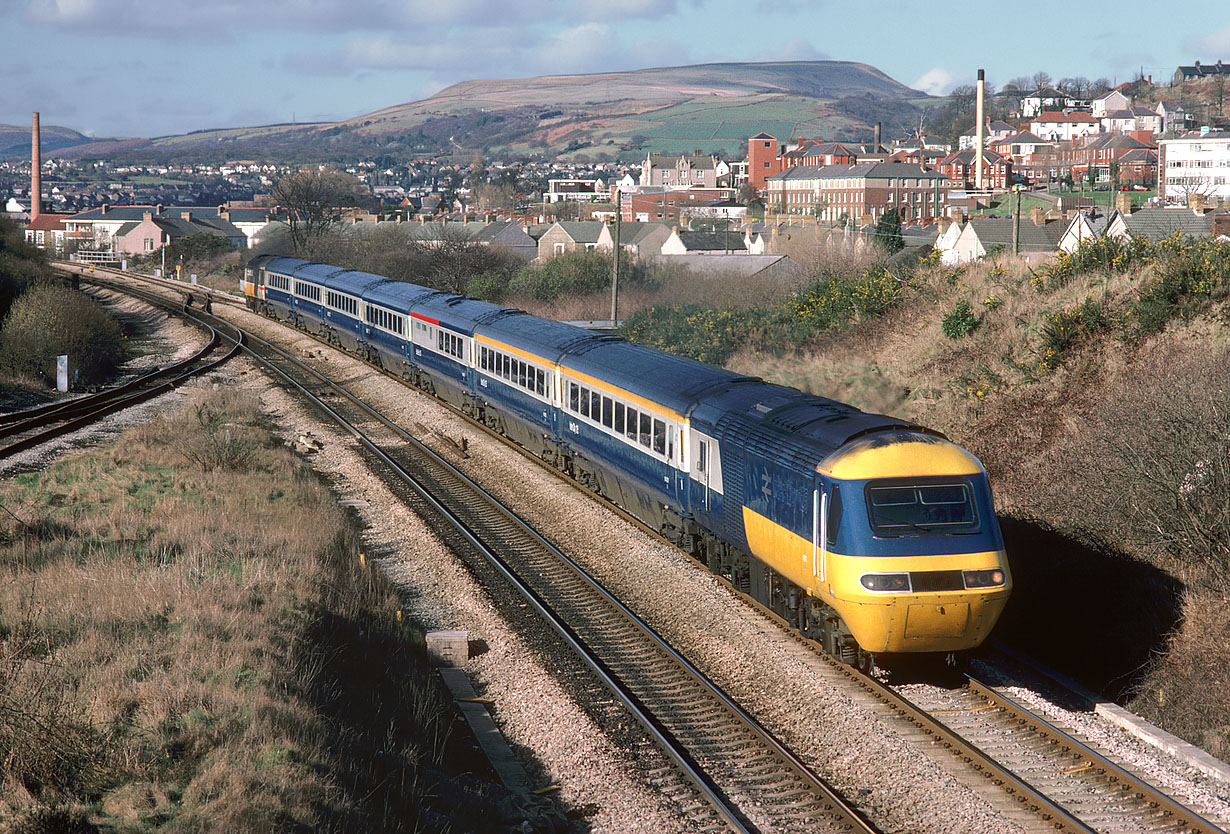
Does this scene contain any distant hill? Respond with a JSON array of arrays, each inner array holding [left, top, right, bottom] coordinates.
[[0, 123, 117, 158], [5, 61, 934, 163]]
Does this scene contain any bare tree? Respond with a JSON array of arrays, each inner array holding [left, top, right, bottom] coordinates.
[[272, 169, 369, 254], [1032, 71, 1053, 90], [1058, 77, 1091, 98], [1090, 78, 1113, 97]]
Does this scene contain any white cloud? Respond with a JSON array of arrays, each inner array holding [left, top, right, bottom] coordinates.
[[569, 0, 676, 21], [536, 23, 616, 74], [1188, 25, 1230, 55], [912, 66, 959, 96], [769, 38, 828, 61]]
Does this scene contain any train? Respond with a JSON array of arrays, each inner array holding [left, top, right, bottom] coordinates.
[[242, 254, 1011, 668]]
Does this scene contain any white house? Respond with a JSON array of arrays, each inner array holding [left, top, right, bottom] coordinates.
[[1020, 88, 1077, 118], [1057, 210, 1115, 253], [1158, 129, 1230, 204], [1091, 89, 1131, 118], [1030, 112, 1102, 142]]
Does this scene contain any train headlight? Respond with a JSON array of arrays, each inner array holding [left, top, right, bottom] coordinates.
[[860, 573, 911, 592], [963, 569, 1006, 588]]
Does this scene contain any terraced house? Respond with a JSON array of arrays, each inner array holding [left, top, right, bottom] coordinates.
[[765, 162, 948, 224]]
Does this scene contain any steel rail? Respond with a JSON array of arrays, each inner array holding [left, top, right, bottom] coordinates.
[[964, 674, 1225, 834]]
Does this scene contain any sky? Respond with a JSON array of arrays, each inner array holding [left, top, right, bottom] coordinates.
[[3, 0, 1230, 139]]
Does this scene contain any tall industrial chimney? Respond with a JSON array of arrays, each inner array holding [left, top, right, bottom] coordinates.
[[31, 112, 41, 221], [974, 70, 985, 192], [873, 122, 882, 150]]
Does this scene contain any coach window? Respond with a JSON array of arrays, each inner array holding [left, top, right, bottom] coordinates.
[[569, 382, 579, 411], [666, 425, 675, 461], [601, 396, 613, 428], [590, 391, 601, 421], [518, 361, 527, 388], [625, 407, 638, 441], [614, 402, 625, 434], [579, 387, 590, 418], [639, 413, 652, 448], [536, 369, 546, 397], [653, 419, 666, 456], [827, 485, 843, 546]]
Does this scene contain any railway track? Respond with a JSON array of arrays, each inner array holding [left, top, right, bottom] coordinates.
[[0, 292, 243, 460], [67, 265, 1230, 834]]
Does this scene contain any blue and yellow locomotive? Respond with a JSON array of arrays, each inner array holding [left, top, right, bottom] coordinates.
[[243, 255, 1010, 665]]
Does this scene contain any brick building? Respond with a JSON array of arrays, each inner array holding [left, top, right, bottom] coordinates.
[[938, 149, 1012, 190], [765, 162, 948, 224]]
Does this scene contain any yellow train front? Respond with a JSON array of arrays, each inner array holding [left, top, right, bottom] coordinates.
[[693, 391, 1010, 666]]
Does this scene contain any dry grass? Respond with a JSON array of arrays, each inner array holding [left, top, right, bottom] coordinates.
[[0, 387, 502, 832]]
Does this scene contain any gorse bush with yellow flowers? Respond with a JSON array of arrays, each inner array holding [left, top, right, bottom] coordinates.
[[621, 265, 903, 364]]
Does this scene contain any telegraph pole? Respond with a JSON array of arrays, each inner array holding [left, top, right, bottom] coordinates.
[[610, 189, 621, 325]]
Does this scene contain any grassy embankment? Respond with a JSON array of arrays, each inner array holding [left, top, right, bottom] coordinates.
[[0, 388, 508, 831], [603, 233, 1230, 759]]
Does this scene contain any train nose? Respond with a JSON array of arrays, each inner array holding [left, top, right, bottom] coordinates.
[[904, 602, 970, 639]]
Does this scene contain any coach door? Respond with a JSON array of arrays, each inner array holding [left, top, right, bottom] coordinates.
[[692, 430, 721, 513]]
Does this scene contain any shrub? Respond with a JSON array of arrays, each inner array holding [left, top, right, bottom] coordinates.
[[1126, 234, 1230, 338], [941, 300, 980, 339], [1031, 234, 1148, 292], [508, 250, 615, 301], [0, 283, 128, 385], [1037, 298, 1110, 370]]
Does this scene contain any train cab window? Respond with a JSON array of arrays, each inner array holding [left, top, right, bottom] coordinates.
[[696, 440, 707, 473], [866, 480, 976, 535], [827, 485, 843, 545], [652, 419, 666, 456]]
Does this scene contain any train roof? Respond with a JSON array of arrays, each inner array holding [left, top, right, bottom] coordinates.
[[321, 269, 393, 296], [410, 293, 507, 335], [364, 279, 442, 310], [694, 380, 925, 466], [559, 339, 750, 419], [288, 261, 349, 284], [258, 255, 312, 275], [475, 311, 601, 363]]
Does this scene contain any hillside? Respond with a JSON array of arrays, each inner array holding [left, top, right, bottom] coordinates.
[[3, 60, 931, 163], [0, 122, 113, 158]]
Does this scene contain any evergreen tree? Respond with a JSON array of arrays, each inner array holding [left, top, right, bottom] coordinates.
[[875, 208, 904, 253]]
